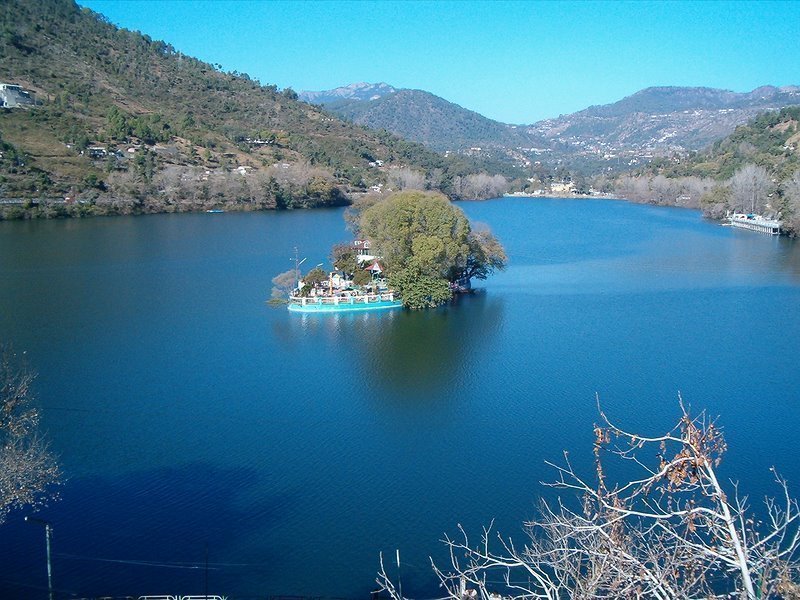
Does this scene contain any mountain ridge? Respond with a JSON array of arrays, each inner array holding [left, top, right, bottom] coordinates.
[[299, 82, 397, 105], [304, 82, 800, 170]]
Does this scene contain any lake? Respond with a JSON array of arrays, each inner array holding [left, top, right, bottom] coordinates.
[[1, 198, 799, 599]]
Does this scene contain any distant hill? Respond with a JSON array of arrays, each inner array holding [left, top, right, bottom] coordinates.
[[301, 84, 548, 155], [0, 0, 511, 218], [609, 105, 800, 234], [528, 86, 800, 151], [575, 86, 800, 117], [328, 89, 545, 153], [641, 105, 800, 181], [306, 83, 800, 173], [299, 82, 397, 105]]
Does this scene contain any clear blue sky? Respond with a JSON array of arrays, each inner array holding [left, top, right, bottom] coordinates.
[[78, 0, 800, 124]]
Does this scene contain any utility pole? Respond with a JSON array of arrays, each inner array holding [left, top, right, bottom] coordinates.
[[204, 541, 209, 600], [25, 516, 53, 600], [292, 247, 306, 290]]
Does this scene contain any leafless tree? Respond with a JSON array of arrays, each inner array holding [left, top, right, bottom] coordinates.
[[615, 175, 652, 204], [0, 349, 61, 524], [730, 164, 773, 214], [377, 400, 800, 599], [678, 177, 716, 209], [614, 176, 713, 209], [270, 269, 297, 300], [649, 175, 678, 205], [267, 161, 329, 187], [453, 174, 509, 200], [781, 171, 800, 236], [387, 167, 427, 191]]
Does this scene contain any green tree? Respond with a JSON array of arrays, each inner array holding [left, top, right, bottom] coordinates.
[[388, 266, 452, 309], [134, 148, 156, 183], [700, 184, 732, 219], [330, 243, 356, 273], [106, 106, 129, 140], [462, 226, 507, 283], [359, 191, 506, 308], [299, 266, 327, 296], [352, 267, 372, 287], [303, 266, 327, 285], [360, 191, 470, 279]]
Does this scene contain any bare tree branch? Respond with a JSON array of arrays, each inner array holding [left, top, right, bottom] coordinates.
[[378, 399, 800, 599], [0, 347, 61, 524]]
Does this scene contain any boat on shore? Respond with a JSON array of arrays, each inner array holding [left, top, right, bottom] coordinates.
[[726, 211, 781, 235]]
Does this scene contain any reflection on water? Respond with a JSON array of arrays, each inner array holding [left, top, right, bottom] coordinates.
[[0, 200, 799, 598], [778, 235, 800, 280], [277, 291, 504, 401], [0, 462, 298, 597]]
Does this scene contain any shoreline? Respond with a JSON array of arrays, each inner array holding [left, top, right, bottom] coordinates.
[[502, 191, 618, 200]]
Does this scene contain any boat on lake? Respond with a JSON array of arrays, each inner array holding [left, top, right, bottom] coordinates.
[[287, 290, 402, 312], [287, 241, 402, 313]]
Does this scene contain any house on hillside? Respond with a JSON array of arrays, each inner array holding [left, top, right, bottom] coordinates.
[[87, 146, 107, 159], [0, 83, 35, 108], [550, 181, 574, 194]]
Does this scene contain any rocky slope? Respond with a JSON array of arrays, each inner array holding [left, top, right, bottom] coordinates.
[[304, 83, 800, 172]]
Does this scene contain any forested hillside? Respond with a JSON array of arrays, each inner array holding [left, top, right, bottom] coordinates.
[[0, 0, 514, 219], [641, 106, 800, 181], [530, 86, 800, 151], [613, 106, 800, 235], [303, 83, 800, 177], [317, 88, 542, 153]]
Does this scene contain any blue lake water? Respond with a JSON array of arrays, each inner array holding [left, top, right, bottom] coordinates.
[[1, 197, 799, 598]]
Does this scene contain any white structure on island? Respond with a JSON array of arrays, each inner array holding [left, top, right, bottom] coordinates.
[[354, 240, 377, 263]]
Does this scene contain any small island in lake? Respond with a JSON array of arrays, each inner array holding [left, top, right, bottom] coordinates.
[[274, 191, 507, 311], [287, 240, 403, 313]]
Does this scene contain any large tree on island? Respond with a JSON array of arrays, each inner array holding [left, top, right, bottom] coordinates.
[[359, 191, 506, 309]]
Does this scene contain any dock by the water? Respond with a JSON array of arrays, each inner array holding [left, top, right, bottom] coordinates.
[[288, 292, 401, 312], [728, 213, 782, 235]]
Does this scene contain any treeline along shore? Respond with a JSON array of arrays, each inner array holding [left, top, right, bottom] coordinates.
[[0, 0, 516, 221]]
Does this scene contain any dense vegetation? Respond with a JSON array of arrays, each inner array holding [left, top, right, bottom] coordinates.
[[0, 0, 509, 219], [323, 88, 543, 154], [354, 191, 506, 309], [612, 106, 800, 235], [642, 106, 800, 181]]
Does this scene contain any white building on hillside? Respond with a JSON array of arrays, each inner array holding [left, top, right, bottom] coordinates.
[[0, 83, 35, 108]]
